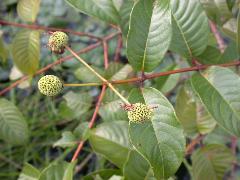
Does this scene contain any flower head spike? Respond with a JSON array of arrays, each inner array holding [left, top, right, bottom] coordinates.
[[125, 103, 153, 123], [38, 75, 63, 96], [48, 31, 69, 54]]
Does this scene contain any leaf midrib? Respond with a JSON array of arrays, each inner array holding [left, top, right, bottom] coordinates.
[[193, 73, 240, 136], [171, 11, 192, 57]]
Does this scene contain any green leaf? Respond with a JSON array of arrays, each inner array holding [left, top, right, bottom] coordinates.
[[39, 161, 75, 180], [237, 10, 240, 58], [154, 64, 180, 93], [0, 33, 8, 63], [123, 150, 156, 180], [107, 64, 133, 81], [218, 41, 238, 63], [65, 0, 120, 24], [83, 169, 121, 180], [191, 66, 240, 137], [18, 163, 40, 180], [74, 65, 104, 83], [74, 122, 90, 141], [12, 30, 40, 75], [196, 46, 221, 65], [128, 88, 185, 179], [0, 98, 29, 145], [17, 0, 40, 22], [98, 99, 128, 121], [53, 131, 77, 148], [192, 144, 234, 180], [170, 0, 210, 59], [175, 84, 216, 137], [119, 1, 135, 36], [63, 91, 92, 118], [89, 121, 130, 168], [127, 0, 171, 72], [203, 126, 232, 146], [222, 18, 237, 40], [175, 85, 198, 137], [200, 0, 232, 23]]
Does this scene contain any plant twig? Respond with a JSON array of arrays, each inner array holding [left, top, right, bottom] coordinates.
[[114, 34, 122, 62], [209, 21, 226, 53], [74, 153, 94, 173], [71, 37, 111, 162], [64, 83, 102, 87], [61, 60, 240, 88], [102, 41, 109, 68], [0, 20, 100, 40], [185, 135, 204, 155], [230, 136, 238, 179]]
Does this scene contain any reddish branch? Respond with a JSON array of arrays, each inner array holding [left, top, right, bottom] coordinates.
[[110, 60, 240, 85], [71, 37, 110, 162], [185, 135, 204, 155], [230, 136, 238, 179], [71, 85, 107, 162], [0, 20, 100, 40], [209, 21, 226, 53], [102, 41, 109, 68], [114, 34, 123, 62], [0, 32, 119, 96]]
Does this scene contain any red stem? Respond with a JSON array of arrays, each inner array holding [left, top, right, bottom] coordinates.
[[0, 20, 100, 40], [114, 34, 122, 62], [185, 135, 204, 155], [71, 85, 106, 162], [209, 21, 225, 53], [71, 38, 109, 162], [102, 41, 109, 69]]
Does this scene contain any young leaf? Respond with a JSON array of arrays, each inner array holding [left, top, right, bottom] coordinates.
[[154, 64, 180, 93], [18, 163, 40, 180], [200, 0, 232, 22], [123, 150, 156, 180], [192, 144, 234, 180], [191, 66, 240, 137], [74, 122, 90, 141], [0, 34, 8, 63], [63, 91, 92, 118], [65, 0, 120, 24], [128, 88, 185, 179], [196, 46, 221, 65], [12, 30, 40, 75], [74, 65, 104, 83], [39, 161, 75, 180], [170, 0, 210, 59], [53, 131, 77, 148], [17, 0, 40, 22], [0, 98, 29, 145], [175, 84, 216, 137], [98, 99, 128, 122], [83, 169, 121, 180], [89, 121, 130, 168], [127, 0, 171, 72]]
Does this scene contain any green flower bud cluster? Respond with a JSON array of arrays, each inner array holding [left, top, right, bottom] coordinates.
[[38, 75, 63, 96], [127, 103, 153, 123], [48, 31, 69, 54]]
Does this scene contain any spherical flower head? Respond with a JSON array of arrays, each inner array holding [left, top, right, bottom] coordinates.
[[48, 31, 69, 54], [38, 75, 63, 96], [127, 103, 153, 123]]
